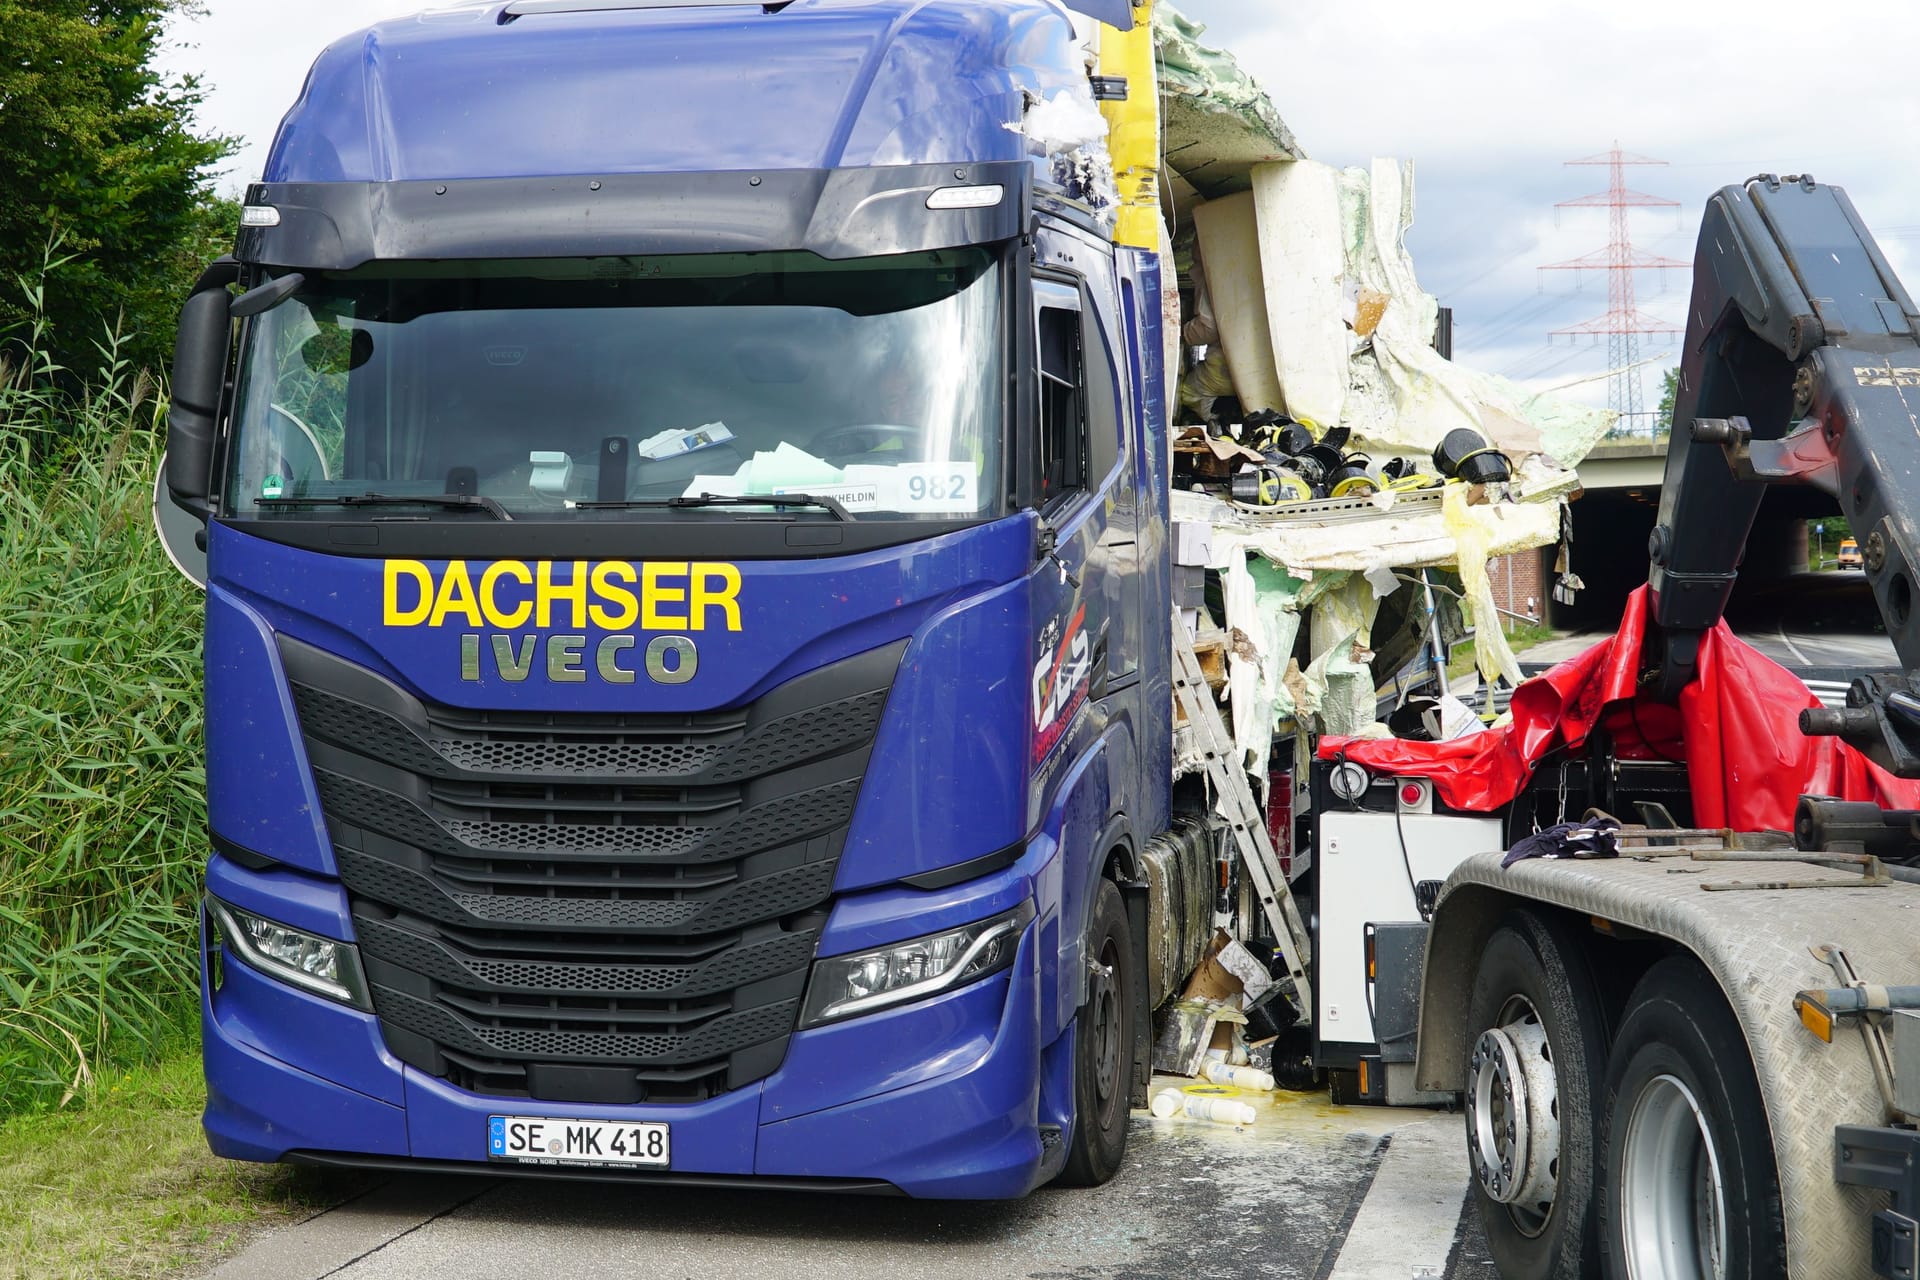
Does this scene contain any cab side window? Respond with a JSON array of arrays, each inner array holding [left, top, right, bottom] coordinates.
[[1035, 281, 1087, 505]]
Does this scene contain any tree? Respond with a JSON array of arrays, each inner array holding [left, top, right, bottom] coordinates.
[[1656, 365, 1681, 433], [0, 0, 235, 377]]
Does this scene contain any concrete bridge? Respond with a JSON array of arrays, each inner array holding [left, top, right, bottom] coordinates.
[[1580, 437, 1670, 489]]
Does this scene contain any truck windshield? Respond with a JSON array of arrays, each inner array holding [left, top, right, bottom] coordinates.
[[223, 249, 1003, 521]]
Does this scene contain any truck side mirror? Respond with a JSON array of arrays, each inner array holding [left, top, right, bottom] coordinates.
[[166, 257, 242, 519]]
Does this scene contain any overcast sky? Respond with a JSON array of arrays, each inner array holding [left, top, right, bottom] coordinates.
[[157, 0, 1920, 421]]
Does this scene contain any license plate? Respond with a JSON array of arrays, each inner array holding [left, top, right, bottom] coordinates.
[[487, 1115, 669, 1168]]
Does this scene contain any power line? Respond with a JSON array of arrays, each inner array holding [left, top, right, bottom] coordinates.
[[1501, 344, 1592, 383], [1461, 294, 1569, 351], [1428, 243, 1538, 298]]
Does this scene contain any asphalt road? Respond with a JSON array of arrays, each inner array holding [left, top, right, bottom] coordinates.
[[1521, 571, 1897, 674], [200, 1086, 1500, 1280]]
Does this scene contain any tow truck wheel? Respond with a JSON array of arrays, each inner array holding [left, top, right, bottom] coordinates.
[[1463, 911, 1609, 1279], [1056, 878, 1134, 1187], [1597, 957, 1785, 1280]]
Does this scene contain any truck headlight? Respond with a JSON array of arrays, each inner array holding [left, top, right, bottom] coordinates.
[[206, 895, 371, 1011], [800, 902, 1033, 1028]]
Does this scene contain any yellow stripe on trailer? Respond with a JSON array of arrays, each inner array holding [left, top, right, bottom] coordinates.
[[1097, 0, 1160, 251]]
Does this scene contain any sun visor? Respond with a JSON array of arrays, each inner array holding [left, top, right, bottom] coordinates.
[[1060, 0, 1135, 30]]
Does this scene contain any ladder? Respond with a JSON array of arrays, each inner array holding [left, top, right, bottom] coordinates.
[[1172, 627, 1315, 1017]]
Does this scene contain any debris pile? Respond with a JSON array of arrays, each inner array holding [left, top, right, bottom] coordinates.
[[1145, 3, 1618, 1125], [1147, 929, 1314, 1129]]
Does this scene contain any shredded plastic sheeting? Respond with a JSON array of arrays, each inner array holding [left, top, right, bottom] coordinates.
[[1248, 157, 1614, 469], [1154, 2, 1301, 198], [1174, 484, 1555, 772], [1180, 345, 1236, 418], [1305, 574, 1380, 738], [1012, 88, 1110, 150], [1440, 484, 1523, 687], [1221, 554, 1305, 780], [1008, 85, 1117, 209]]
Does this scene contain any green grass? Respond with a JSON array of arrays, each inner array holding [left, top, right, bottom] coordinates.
[[0, 295, 207, 1117], [0, 292, 361, 1273], [0, 1046, 359, 1280], [1446, 620, 1558, 684]]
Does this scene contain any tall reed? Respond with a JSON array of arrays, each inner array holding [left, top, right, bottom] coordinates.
[[0, 267, 205, 1115]]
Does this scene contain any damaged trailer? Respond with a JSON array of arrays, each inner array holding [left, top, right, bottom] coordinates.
[[1138, 5, 1615, 1109]]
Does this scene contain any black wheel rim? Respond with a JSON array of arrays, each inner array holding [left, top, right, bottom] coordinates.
[[1090, 936, 1123, 1125]]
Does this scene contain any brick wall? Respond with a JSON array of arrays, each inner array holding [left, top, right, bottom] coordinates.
[[1486, 546, 1549, 624]]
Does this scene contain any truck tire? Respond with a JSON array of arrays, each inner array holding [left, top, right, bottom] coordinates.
[[1463, 910, 1609, 1279], [1056, 878, 1134, 1187], [1597, 957, 1786, 1280]]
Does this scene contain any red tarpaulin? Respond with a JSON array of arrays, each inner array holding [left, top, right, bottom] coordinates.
[[1319, 587, 1920, 830]]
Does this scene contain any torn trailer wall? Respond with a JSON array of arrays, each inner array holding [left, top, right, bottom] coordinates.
[[1179, 155, 1613, 472], [1152, 5, 1609, 794]]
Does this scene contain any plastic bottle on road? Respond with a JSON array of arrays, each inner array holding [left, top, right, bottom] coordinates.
[[1150, 1088, 1257, 1125], [1203, 1061, 1276, 1092]]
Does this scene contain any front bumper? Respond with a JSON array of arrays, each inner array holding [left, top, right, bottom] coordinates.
[[202, 908, 1052, 1199]]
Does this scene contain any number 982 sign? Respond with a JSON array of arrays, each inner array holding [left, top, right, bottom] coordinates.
[[897, 463, 978, 512]]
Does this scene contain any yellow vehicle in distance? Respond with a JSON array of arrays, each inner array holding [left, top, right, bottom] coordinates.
[[1837, 536, 1862, 568]]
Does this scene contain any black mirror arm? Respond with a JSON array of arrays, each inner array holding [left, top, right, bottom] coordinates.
[[229, 271, 305, 319]]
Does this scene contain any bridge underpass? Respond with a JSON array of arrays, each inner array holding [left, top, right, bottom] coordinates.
[[1556, 438, 1839, 632]]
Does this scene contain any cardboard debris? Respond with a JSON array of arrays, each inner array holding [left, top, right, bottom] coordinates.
[[1180, 930, 1242, 1004], [1423, 693, 1485, 741], [1207, 1008, 1250, 1056], [1152, 998, 1230, 1077], [1173, 518, 1214, 568], [1174, 426, 1265, 478], [1158, 929, 1275, 1077], [1213, 933, 1274, 1005]]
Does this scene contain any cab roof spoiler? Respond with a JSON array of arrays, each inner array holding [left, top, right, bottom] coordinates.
[[499, 0, 1134, 28]]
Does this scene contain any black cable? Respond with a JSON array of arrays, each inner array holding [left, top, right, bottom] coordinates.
[[1391, 795, 1424, 906], [1360, 796, 1431, 1046], [1363, 940, 1379, 1038]]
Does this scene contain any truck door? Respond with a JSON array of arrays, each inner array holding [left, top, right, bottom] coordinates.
[[1030, 272, 1135, 764]]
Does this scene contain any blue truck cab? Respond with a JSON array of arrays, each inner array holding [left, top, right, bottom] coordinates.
[[158, 0, 1173, 1197]]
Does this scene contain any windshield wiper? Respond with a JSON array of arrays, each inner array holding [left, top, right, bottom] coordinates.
[[255, 492, 513, 521], [572, 492, 852, 522]]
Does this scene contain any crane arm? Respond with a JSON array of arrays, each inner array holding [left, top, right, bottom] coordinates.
[[1649, 175, 1920, 773]]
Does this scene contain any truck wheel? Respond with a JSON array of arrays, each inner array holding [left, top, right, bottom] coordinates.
[[1056, 878, 1134, 1187], [1463, 910, 1609, 1279], [1597, 957, 1785, 1280]]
